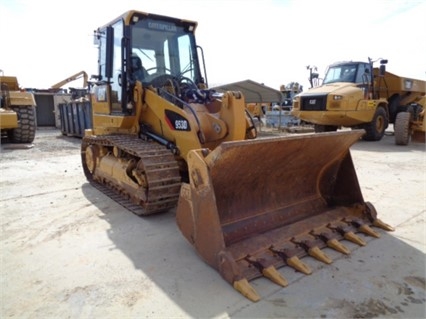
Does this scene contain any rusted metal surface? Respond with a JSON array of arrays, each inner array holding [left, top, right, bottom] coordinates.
[[176, 130, 394, 301]]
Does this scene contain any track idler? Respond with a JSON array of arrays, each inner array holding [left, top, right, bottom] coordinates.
[[176, 130, 394, 301]]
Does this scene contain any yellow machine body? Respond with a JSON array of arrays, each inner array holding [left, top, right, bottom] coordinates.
[[0, 74, 36, 143], [394, 96, 425, 145], [292, 59, 426, 142], [412, 96, 426, 140], [81, 11, 394, 301]]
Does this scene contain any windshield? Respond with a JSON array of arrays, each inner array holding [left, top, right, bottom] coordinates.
[[130, 18, 201, 85], [323, 64, 358, 84]]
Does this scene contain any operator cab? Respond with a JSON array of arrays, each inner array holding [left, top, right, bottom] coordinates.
[[323, 62, 371, 84], [93, 11, 206, 114]]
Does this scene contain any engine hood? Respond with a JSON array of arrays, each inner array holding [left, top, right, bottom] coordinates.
[[304, 83, 358, 95]]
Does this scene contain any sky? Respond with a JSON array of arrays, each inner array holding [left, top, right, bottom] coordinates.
[[1, 0, 425, 92]]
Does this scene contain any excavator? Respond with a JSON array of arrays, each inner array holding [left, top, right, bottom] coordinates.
[[50, 70, 89, 100], [50, 70, 88, 91], [81, 10, 394, 302]]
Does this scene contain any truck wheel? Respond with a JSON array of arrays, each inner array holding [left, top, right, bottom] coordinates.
[[10, 106, 36, 143], [394, 112, 411, 145], [362, 106, 388, 141], [314, 124, 338, 132]]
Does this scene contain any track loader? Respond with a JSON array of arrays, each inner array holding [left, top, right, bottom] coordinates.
[[81, 10, 394, 301]]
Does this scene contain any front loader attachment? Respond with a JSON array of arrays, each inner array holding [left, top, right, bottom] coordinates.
[[176, 130, 394, 302]]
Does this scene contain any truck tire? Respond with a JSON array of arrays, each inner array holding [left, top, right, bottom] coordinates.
[[10, 106, 36, 143], [314, 124, 338, 132], [394, 112, 411, 145], [362, 106, 388, 141]]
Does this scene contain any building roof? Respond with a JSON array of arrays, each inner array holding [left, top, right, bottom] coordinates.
[[213, 79, 283, 103]]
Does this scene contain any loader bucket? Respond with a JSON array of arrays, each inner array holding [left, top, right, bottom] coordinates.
[[176, 130, 394, 302]]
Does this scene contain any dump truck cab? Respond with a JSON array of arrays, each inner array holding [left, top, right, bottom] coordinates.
[[322, 61, 371, 84]]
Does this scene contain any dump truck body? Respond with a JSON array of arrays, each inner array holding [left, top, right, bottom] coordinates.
[[292, 59, 426, 141], [0, 73, 37, 143], [81, 11, 394, 301]]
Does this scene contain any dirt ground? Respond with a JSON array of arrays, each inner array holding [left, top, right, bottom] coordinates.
[[1, 127, 425, 319]]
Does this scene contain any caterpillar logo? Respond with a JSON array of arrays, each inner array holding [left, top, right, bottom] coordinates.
[[148, 22, 177, 32]]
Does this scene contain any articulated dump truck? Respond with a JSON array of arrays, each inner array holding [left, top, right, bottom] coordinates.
[[292, 58, 426, 143], [81, 10, 394, 301], [0, 71, 36, 143]]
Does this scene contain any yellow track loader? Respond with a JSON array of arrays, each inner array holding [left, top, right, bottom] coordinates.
[[81, 10, 394, 301]]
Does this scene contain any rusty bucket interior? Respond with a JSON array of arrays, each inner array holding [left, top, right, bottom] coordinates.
[[176, 130, 394, 301]]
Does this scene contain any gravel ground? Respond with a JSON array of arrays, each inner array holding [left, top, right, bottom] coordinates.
[[1, 127, 425, 319]]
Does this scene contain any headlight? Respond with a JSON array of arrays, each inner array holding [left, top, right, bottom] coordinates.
[[333, 95, 343, 101]]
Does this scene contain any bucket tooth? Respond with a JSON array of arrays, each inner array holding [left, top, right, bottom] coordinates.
[[343, 218, 380, 238], [233, 278, 260, 302], [269, 246, 312, 275], [310, 228, 350, 255], [328, 222, 366, 246], [308, 246, 332, 264], [291, 236, 331, 264], [327, 238, 351, 255], [286, 256, 312, 275], [358, 224, 380, 238], [244, 257, 288, 287], [262, 266, 288, 287], [373, 218, 395, 231], [365, 202, 394, 231], [344, 231, 366, 246]]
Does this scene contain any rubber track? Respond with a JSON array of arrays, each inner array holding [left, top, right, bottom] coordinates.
[[82, 134, 182, 215]]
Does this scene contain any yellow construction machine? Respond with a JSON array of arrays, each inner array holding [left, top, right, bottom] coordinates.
[[0, 70, 36, 143], [245, 102, 266, 121], [292, 58, 426, 142], [50, 70, 88, 91], [394, 93, 425, 145], [81, 10, 394, 301], [50, 70, 89, 100]]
